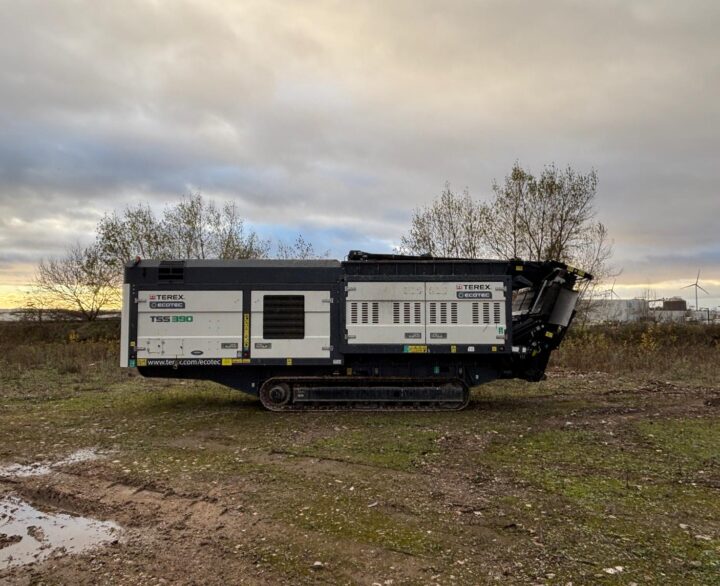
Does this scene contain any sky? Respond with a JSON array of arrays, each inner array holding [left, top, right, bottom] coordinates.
[[0, 0, 719, 308]]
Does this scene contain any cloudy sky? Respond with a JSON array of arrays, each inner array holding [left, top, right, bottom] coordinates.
[[0, 0, 718, 307]]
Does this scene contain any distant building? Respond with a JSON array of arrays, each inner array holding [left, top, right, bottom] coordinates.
[[583, 295, 715, 325], [662, 297, 687, 311], [585, 299, 649, 324], [652, 309, 687, 323]]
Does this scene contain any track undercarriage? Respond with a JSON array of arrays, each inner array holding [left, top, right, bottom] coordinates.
[[259, 376, 470, 412]]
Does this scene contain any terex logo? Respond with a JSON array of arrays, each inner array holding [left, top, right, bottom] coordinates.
[[151, 294, 185, 300], [456, 283, 490, 290]]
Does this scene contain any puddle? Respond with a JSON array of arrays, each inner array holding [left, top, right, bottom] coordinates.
[[0, 449, 103, 478], [0, 495, 121, 569]]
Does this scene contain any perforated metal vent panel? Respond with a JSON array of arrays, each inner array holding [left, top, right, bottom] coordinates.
[[346, 281, 507, 346], [346, 282, 424, 344]]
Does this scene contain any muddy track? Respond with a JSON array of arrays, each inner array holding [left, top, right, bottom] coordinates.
[[1, 464, 433, 585]]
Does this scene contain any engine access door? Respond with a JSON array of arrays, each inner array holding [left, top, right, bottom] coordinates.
[[250, 290, 331, 359]]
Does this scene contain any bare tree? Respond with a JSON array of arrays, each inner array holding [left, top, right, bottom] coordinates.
[[276, 234, 329, 259], [398, 183, 486, 258], [96, 203, 166, 271], [161, 194, 217, 259], [400, 164, 615, 288], [96, 194, 270, 268], [205, 200, 271, 260], [34, 244, 120, 321], [571, 221, 616, 298], [10, 288, 57, 322], [30, 193, 320, 321], [484, 163, 602, 263]]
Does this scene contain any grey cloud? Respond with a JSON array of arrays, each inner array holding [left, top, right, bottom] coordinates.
[[0, 0, 718, 297]]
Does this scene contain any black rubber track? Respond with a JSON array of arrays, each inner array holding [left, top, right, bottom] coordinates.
[[259, 376, 470, 412]]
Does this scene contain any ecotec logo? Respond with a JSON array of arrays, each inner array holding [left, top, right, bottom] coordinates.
[[149, 294, 185, 300]]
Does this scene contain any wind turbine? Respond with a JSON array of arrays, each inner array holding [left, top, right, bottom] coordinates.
[[681, 269, 709, 310], [600, 279, 620, 299], [608, 280, 620, 300], [599, 280, 620, 322]]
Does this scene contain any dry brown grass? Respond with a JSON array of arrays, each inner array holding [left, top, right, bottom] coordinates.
[[552, 322, 720, 382], [1, 320, 718, 384], [0, 320, 122, 388]]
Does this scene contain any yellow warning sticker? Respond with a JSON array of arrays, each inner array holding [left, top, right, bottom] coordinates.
[[545, 331, 554, 338], [406, 345, 428, 353], [243, 313, 250, 350], [286, 358, 293, 365], [221, 358, 233, 366], [451, 345, 457, 353], [137, 358, 147, 367]]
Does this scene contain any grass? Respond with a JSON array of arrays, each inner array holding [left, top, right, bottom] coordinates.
[[484, 423, 720, 582], [0, 320, 719, 583], [292, 424, 442, 471]]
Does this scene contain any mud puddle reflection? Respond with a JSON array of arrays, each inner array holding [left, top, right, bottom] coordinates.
[[0, 496, 121, 569], [0, 448, 103, 478]]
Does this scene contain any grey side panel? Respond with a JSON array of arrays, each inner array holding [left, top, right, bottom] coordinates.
[[120, 284, 131, 367], [345, 280, 507, 346], [136, 290, 243, 359], [346, 282, 425, 344], [425, 281, 507, 345], [548, 288, 579, 326], [251, 290, 331, 359]]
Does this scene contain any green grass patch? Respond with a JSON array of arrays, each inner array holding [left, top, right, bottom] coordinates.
[[481, 424, 720, 583], [293, 424, 441, 471]]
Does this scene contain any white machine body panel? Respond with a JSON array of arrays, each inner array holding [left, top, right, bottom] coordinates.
[[120, 284, 131, 366], [251, 290, 331, 359], [346, 282, 426, 344], [136, 290, 243, 359], [346, 281, 507, 346], [425, 281, 507, 345]]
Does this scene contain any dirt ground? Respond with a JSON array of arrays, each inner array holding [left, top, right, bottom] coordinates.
[[1, 363, 719, 585]]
